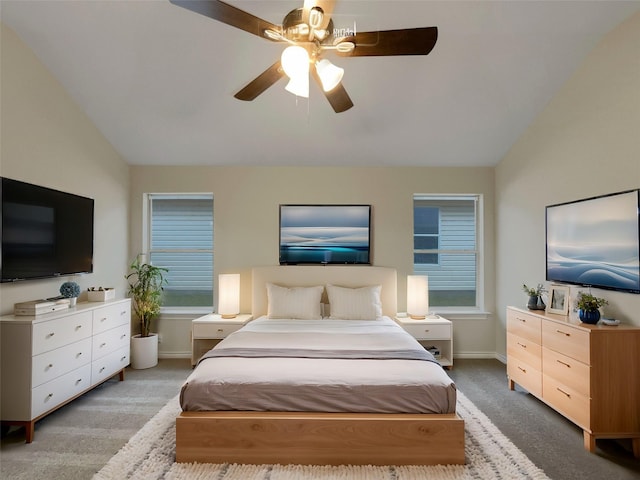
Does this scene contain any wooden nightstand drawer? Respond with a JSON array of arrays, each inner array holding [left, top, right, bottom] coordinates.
[[542, 322, 590, 364], [507, 310, 541, 344], [542, 347, 590, 397], [401, 322, 451, 340]]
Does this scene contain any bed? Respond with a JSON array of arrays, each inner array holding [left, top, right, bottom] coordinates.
[[176, 266, 465, 465]]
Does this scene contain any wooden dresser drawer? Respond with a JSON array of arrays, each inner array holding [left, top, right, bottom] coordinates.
[[93, 303, 131, 335], [507, 310, 541, 344], [32, 312, 92, 355], [31, 338, 92, 388], [542, 322, 590, 364], [31, 364, 92, 418], [507, 332, 542, 370], [508, 360, 542, 397], [543, 373, 590, 429], [542, 347, 590, 397], [92, 324, 130, 360], [400, 322, 451, 340]]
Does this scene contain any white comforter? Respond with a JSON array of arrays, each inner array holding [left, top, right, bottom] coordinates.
[[180, 316, 457, 414]]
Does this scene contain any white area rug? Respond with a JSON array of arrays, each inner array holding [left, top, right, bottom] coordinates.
[[93, 391, 550, 479]]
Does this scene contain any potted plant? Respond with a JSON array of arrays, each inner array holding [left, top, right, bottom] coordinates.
[[522, 283, 546, 310], [60, 281, 81, 306], [125, 255, 168, 369], [575, 292, 608, 324]]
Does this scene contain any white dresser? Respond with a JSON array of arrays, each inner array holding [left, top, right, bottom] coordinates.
[[0, 298, 131, 442]]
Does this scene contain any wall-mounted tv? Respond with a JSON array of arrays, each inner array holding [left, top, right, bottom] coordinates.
[[1, 177, 94, 282], [546, 189, 640, 294], [279, 204, 371, 265]]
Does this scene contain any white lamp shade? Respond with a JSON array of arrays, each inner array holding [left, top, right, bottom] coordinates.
[[407, 275, 429, 319], [284, 75, 309, 98], [218, 274, 240, 318], [316, 59, 344, 92], [281, 46, 310, 79]]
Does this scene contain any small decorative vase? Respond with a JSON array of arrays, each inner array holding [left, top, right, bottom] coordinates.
[[578, 309, 600, 324], [68, 297, 77, 306], [527, 295, 545, 310]]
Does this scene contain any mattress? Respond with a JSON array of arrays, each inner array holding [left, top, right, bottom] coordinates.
[[180, 316, 456, 414]]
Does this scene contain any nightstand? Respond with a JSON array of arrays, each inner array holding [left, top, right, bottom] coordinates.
[[395, 315, 453, 368], [191, 313, 252, 366]]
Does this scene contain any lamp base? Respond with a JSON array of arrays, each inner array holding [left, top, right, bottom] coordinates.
[[409, 314, 426, 320], [220, 314, 237, 319]]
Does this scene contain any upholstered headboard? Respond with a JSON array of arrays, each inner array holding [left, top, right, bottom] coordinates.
[[251, 265, 398, 318]]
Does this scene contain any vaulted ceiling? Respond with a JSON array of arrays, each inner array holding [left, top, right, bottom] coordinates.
[[2, 1, 638, 167]]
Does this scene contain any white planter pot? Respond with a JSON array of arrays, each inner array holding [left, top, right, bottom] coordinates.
[[130, 333, 158, 369]]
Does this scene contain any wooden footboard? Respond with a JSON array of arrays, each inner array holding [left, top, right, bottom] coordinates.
[[176, 411, 465, 465]]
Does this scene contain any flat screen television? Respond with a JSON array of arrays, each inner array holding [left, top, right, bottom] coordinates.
[[545, 189, 640, 294], [279, 204, 371, 265], [1, 177, 94, 282]]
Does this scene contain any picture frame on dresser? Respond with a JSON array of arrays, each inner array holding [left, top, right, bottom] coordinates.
[[546, 285, 569, 315]]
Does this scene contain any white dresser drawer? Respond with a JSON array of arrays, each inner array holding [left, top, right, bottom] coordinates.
[[32, 338, 92, 388], [93, 303, 131, 334], [91, 346, 129, 384], [31, 364, 92, 418], [401, 322, 451, 340], [92, 323, 130, 360], [32, 312, 92, 355]]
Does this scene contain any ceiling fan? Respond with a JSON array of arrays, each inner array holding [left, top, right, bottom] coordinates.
[[169, 0, 438, 113]]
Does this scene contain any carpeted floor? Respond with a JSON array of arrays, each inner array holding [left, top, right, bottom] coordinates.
[[1, 358, 639, 479]]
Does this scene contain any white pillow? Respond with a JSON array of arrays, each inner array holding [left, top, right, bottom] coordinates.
[[266, 283, 323, 319], [326, 284, 383, 320]]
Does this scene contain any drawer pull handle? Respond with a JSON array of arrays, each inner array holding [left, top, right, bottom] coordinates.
[[518, 366, 526, 373], [47, 332, 55, 338], [120, 334, 127, 339], [121, 311, 127, 316], [217, 329, 224, 333], [557, 387, 571, 398], [556, 329, 571, 337], [100, 367, 105, 373], [100, 342, 107, 348], [517, 342, 527, 348], [75, 379, 82, 385], [120, 356, 127, 361], [100, 317, 107, 322], [517, 317, 526, 323], [46, 393, 53, 399], [75, 325, 82, 330], [556, 360, 571, 368], [77, 352, 83, 357], [47, 363, 53, 370]]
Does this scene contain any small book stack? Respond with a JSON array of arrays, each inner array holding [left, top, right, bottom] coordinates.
[[14, 299, 70, 316]]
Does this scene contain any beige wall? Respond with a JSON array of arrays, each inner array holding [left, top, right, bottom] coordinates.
[[495, 12, 640, 357], [130, 166, 496, 357], [0, 24, 130, 314]]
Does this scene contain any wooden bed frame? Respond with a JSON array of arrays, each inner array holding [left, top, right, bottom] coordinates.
[[176, 266, 465, 465]]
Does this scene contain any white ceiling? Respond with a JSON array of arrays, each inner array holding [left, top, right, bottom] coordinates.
[[2, 1, 639, 167]]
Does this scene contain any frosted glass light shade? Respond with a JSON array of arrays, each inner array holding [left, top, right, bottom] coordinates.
[[281, 46, 310, 79], [284, 75, 309, 98], [316, 59, 344, 92], [407, 275, 429, 319], [218, 274, 240, 319]]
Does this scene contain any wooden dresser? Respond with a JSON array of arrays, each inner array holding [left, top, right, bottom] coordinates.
[[1, 299, 131, 442], [507, 306, 640, 457]]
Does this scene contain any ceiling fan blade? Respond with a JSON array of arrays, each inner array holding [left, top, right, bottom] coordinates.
[[170, 0, 281, 40], [234, 61, 285, 101], [303, 0, 336, 31], [336, 27, 438, 57], [311, 65, 353, 113]]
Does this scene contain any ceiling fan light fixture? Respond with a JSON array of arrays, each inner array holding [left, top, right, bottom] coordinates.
[[284, 75, 309, 98], [316, 59, 344, 92], [281, 45, 310, 79]]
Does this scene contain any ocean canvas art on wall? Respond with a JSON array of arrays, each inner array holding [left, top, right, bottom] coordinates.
[[279, 205, 371, 265]]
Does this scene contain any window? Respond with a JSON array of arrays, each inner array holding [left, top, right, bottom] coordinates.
[[147, 194, 213, 309], [413, 195, 480, 308]]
